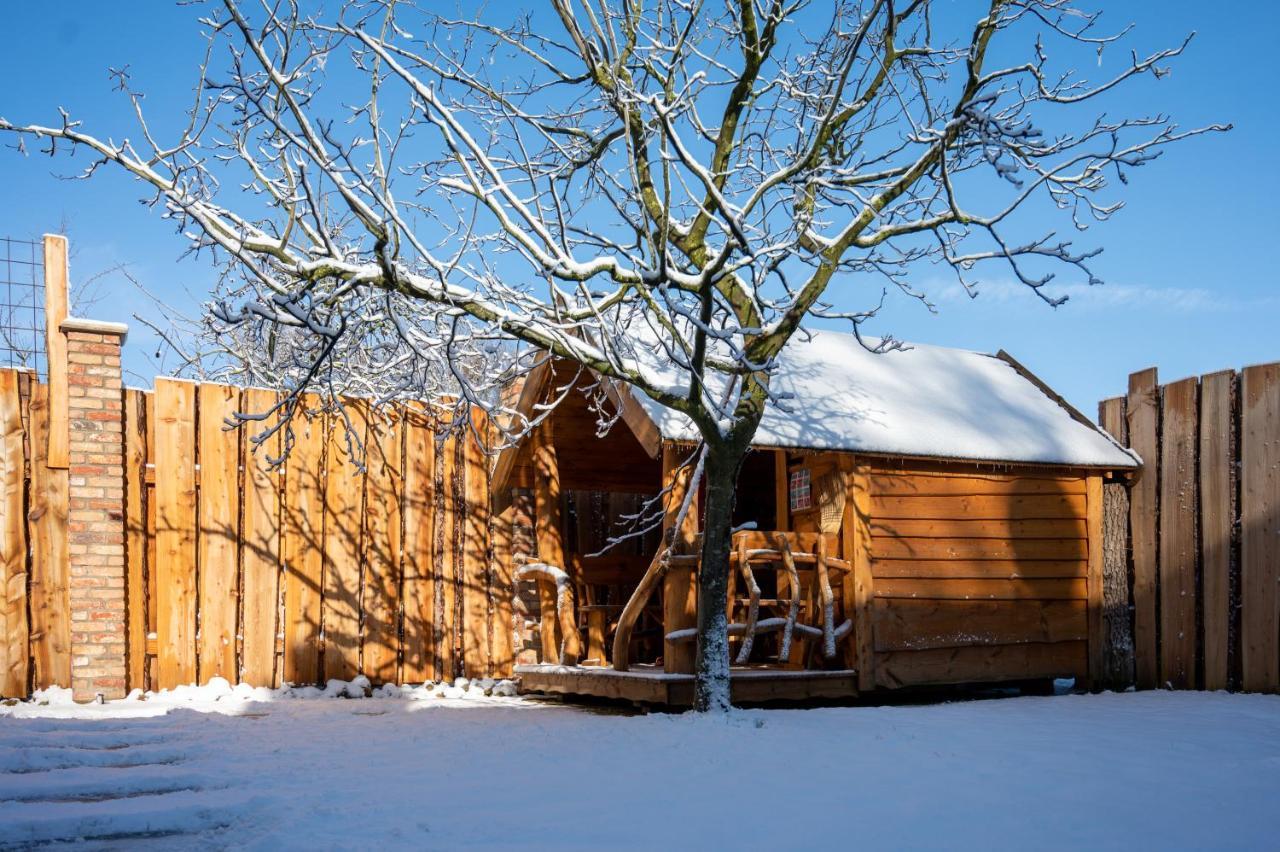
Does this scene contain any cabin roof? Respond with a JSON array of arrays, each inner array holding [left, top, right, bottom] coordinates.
[[495, 329, 1137, 495], [625, 329, 1137, 469]]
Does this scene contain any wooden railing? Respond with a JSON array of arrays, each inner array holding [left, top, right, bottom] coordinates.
[[611, 531, 852, 672]]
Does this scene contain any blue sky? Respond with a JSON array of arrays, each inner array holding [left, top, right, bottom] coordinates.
[[0, 2, 1275, 414]]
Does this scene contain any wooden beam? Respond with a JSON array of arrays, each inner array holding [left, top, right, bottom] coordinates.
[[1085, 475, 1105, 689], [1126, 367, 1159, 689], [846, 458, 874, 691], [661, 443, 698, 674], [42, 235, 69, 470], [532, 419, 572, 662]]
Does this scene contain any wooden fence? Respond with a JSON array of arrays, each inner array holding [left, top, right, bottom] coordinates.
[[1, 371, 515, 695], [1099, 362, 1280, 693]]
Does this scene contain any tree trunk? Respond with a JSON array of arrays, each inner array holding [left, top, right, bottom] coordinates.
[[693, 438, 750, 712]]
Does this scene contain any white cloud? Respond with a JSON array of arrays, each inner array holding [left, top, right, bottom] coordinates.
[[930, 277, 1272, 313]]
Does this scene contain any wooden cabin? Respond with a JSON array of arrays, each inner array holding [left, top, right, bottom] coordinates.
[[493, 330, 1138, 704]]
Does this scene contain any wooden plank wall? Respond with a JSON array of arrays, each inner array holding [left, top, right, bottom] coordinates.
[[864, 460, 1095, 690], [120, 383, 508, 691], [1100, 361, 1280, 693]]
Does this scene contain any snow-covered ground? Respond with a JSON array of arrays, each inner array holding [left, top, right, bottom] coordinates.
[[2, 681, 1278, 850]]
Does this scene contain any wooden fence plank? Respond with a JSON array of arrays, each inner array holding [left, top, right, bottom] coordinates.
[[197, 383, 240, 684], [1159, 377, 1199, 689], [145, 391, 157, 689], [1199, 370, 1236, 691], [283, 400, 326, 686], [1127, 367, 1160, 689], [0, 370, 29, 697], [1097, 396, 1134, 691], [42, 235, 69, 470], [323, 402, 365, 681], [436, 433, 458, 679], [153, 379, 197, 689], [240, 387, 281, 686], [1241, 363, 1280, 692], [361, 404, 402, 683], [28, 382, 71, 688], [401, 406, 435, 683], [463, 418, 491, 678], [122, 389, 148, 692]]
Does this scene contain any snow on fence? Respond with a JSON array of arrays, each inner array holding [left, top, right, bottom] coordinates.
[[0, 367, 515, 698], [1099, 362, 1280, 693]]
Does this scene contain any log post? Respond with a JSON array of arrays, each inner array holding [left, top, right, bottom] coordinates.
[[662, 443, 698, 674]]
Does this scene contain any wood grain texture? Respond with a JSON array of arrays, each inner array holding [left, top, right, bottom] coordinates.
[[462, 415, 491, 678], [533, 421, 570, 663], [1126, 367, 1160, 689], [1199, 370, 1236, 691], [875, 641, 1087, 689], [872, 578, 1086, 600], [323, 401, 365, 682], [240, 387, 281, 686], [1097, 396, 1134, 691], [872, 494, 1086, 520], [41, 236, 69, 470], [1241, 363, 1280, 692], [844, 458, 874, 690], [490, 501, 516, 677], [196, 383, 240, 684], [360, 403, 402, 683], [871, 473, 1085, 496], [153, 379, 196, 689], [400, 406, 435, 682], [871, 517, 1087, 540], [871, 559, 1085, 579], [437, 433, 457, 679], [282, 400, 326, 686], [1158, 377, 1198, 689], [1086, 475, 1104, 688], [29, 381, 70, 689], [660, 443, 697, 674], [0, 370, 28, 697], [122, 389, 148, 692], [873, 599, 1086, 651], [869, 537, 1087, 561]]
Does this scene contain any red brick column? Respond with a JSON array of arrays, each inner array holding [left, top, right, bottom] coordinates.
[[61, 317, 129, 700]]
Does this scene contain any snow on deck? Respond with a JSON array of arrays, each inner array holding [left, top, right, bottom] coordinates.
[[2, 684, 1277, 848], [630, 328, 1137, 468]]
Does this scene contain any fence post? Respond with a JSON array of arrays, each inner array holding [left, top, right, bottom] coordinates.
[[62, 316, 130, 701]]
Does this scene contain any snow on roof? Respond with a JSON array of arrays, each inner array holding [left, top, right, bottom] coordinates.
[[628, 328, 1138, 469]]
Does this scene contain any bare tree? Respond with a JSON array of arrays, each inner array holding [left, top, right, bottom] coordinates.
[[0, 0, 1224, 711]]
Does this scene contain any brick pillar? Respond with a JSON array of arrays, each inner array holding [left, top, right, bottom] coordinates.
[[61, 317, 129, 700]]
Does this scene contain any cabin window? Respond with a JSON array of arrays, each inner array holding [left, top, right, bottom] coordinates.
[[788, 467, 812, 512]]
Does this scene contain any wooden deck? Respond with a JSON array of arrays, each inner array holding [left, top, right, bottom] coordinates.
[[515, 664, 859, 706]]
